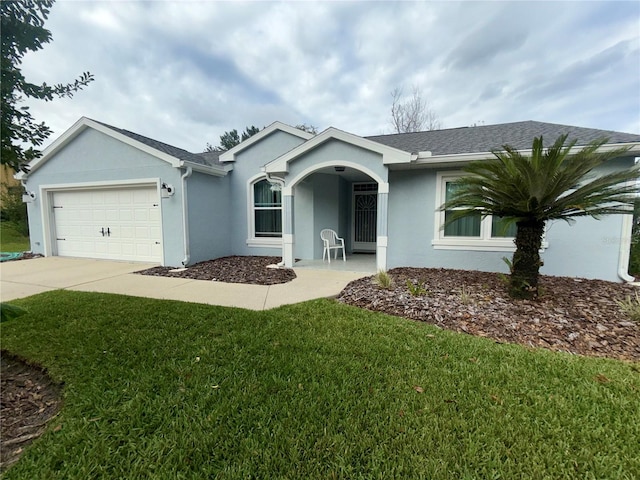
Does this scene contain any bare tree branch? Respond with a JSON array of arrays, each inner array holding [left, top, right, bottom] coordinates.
[[390, 86, 441, 133]]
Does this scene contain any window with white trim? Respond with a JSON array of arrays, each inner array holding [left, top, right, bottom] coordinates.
[[248, 177, 282, 247], [433, 172, 518, 251]]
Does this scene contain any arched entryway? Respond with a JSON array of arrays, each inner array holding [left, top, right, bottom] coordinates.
[[280, 160, 389, 271]]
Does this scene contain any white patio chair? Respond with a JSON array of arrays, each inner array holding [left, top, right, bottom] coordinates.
[[320, 229, 346, 263]]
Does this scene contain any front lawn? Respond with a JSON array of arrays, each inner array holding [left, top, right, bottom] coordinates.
[[2, 291, 638, 479]]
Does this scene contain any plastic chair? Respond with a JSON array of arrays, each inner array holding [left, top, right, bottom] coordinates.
[[320, 229, 346, 263]]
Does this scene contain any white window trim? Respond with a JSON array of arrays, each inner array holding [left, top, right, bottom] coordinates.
[[246, 173, 283, 248], [433, 171, 547, 252]]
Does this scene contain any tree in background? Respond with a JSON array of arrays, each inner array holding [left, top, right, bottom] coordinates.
[[390, 86, 441, 133], [295, 124, 318, 134], [1, 0, 94, 172], [441, 135, 637, 300], [206, 126, 261, 152]]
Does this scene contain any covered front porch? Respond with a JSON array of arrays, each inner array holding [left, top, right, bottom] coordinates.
[[280, 164, 389, 272], [261, 127, 411, 273]]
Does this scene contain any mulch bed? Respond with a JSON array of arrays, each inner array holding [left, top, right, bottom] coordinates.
[[337, 267, 640, 361], [0, 352, 62, 472], [136, 255, 296, 285]]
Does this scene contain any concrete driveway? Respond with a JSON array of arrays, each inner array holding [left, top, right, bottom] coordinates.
[[0, 257, 368, 310]]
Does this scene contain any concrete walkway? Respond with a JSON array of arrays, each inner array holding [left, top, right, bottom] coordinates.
[[0, 257, 370, 310]]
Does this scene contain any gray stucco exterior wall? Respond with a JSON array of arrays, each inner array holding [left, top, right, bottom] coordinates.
[[186, 171, 231, 264]]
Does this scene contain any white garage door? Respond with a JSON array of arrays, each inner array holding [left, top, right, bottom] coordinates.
[[52, 186, 162, 262]]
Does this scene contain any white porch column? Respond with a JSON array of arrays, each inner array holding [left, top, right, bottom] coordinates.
[[376, 182, 389, 271], [283, 193, 294, 267]]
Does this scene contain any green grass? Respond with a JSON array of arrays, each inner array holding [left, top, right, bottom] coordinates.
[[0, 222, 29, 252], [2, 291, 639, 479]]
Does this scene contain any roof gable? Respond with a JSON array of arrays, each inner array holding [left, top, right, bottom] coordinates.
[[20, 117, 230, 178], [265, 127, 412, 174], [219, 122, 314, 162]]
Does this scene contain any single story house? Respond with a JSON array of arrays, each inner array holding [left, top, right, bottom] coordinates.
[[16, 117, 640, 282]]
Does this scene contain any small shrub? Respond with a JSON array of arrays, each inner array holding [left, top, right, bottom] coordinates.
[[497, 273, 509, 287], [502, 256, 514, 273], [459, 286, 473, 305], [617, 292, 640, 322], [373, 270, 393, 289], [406, 279, 428, 297]]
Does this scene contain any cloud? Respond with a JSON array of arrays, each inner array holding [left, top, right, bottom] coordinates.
[[15, 0, 640, 154]]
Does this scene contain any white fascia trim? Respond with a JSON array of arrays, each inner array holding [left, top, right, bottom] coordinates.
[[219, 121, 314, 163], [26, 117, 187, 176], [180, 160, 231, 177], [410, 142, 640, 168], [264, 127, 412, 174]]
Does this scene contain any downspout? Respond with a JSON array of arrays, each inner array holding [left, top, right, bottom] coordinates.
[[618, 213, 635, 283], [263, 169, 286, 267], [181, 166, 193, 266]]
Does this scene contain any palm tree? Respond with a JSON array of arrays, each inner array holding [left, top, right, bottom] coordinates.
[[441, 134, 639, 299]]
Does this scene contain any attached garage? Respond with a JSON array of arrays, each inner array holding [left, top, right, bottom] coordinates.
[[19, 117, 230, 267], [51, 186, 162, 263]]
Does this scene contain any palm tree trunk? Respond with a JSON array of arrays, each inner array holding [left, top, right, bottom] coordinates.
[[509, 219, 545, 299]]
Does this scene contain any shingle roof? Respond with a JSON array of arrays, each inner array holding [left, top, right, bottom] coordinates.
[[92, 119, 219, 167], [365, 121, 640, 156], [196, 150, 224, 165]]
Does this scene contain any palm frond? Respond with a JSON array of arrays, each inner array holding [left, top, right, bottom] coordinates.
[[441, 134, 637, 227]]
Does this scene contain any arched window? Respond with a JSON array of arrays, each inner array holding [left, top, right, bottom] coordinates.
[[247, 177, 282, 247]]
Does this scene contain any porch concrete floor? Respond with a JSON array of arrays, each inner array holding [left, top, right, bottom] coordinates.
[[294, 253, 377, 273]]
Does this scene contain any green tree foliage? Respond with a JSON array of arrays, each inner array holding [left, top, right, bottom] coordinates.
[[0, 184, 28, 235], [205, 124, 316, 152], [1, 0, 94, 171], [206, 125, 261, 152], [442, 134, 638, 299]]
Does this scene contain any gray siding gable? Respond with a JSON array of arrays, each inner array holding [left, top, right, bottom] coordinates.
[[366, 121, 640, 155]]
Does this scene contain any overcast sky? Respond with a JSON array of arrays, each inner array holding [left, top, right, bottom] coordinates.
[[21, 0, 640, 153]]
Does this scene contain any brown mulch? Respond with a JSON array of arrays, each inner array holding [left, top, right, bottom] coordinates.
[[136, 255, 296, 285], [337, 267, 640, 361], [0, 352, 62, 472]]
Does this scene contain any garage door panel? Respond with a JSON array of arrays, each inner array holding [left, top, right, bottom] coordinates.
[[92, 210, 106, 222], [119, 209, 133, 221], [52, 186, 162, 263], [134, 209, 150, 221]]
